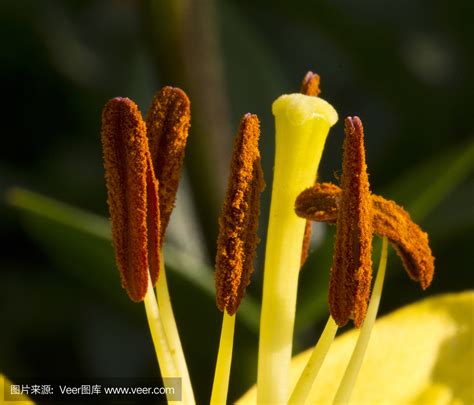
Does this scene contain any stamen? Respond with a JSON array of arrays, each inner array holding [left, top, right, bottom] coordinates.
[[101, 97, 160, 301], [299, 71, 322, 266], [295, 185, 435, 289], [333, 236, 389, 403], [145, 87, 195, 402], [211, 114, 264, 405], [146, 86, 191, 240], [215, 113, 265, 315], [330, 117, 373, 327]]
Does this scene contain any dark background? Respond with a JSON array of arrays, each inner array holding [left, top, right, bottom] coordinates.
[[1, 0, 473, 403]]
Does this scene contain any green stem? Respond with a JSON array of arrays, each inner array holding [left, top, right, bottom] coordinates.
[[333, 236, 389, 403]]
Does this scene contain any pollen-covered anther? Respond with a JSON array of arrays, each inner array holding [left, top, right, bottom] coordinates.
[[146, 86, 191, 242], [372, 195, 434, 289], [215, 114, 265, 315], [300, 71, 321, 97], [101, 97, 160, 302], [329, 117, 373, 327], [295, 185, 435, 291], [295, 182, 340, 222]]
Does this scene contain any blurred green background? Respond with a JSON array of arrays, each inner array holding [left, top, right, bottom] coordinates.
[[1, 0, 473, 402]]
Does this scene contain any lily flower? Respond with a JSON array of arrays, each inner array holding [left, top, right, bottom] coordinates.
[[95, 71, 473, 405], [2, 72, 470, 405]]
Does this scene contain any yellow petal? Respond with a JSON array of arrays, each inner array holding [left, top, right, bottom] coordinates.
[[1, 375, 35, 404], [239, 292, 473, 404]]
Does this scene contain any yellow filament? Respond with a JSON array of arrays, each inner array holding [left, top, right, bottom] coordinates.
[[210, 312, 236, 405], [333, 236, 389, 403], [288, 316, 338, 404], [143, 276, 177, 403], [156, 255, 195, 404]]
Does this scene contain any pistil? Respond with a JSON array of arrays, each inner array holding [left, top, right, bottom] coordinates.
[[257, 93, 337, 403]]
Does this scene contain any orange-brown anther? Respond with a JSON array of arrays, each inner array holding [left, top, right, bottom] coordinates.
[[299, 71, 322, 267], [330, 117, 373, 327], [295, 183, 340, 222], [295, 184, 435, 291], [146, 86, 191, 242], [300, 71, 321, 97], [215, 114, 265, 315], [371, 195, 434, 289], [101, 97, 160, 302]]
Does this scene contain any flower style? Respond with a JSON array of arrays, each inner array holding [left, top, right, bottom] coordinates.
[[257, 87, 338, 404]]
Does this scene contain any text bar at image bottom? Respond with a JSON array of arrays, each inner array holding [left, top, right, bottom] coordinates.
[[3, 377, 182, 403]]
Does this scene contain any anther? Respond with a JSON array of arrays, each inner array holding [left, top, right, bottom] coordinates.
[[300, 71, 321, 97], [215, 114, 265, 315], [295, 185, 435, 291], [101, 98, 161, 301], [329, 117, 373, 327], [146, 86, 191, 241]]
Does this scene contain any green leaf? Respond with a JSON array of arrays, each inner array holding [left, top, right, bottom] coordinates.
[[6, 187, 260, 332], [6, 187, 135, 315]]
